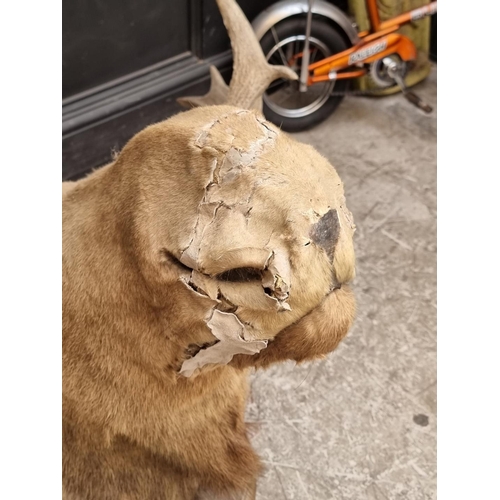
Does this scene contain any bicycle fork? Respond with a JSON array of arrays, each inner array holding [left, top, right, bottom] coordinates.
[[299, 0, 315, 92]]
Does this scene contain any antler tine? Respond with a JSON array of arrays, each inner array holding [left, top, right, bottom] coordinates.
[[216, 0, 297, 111], [177, 66, 229, 109]]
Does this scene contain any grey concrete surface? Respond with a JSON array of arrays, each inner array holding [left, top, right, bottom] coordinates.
[[248, 66, 437, 500]]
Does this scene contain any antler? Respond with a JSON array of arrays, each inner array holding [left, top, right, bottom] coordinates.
[[178, 0, 297, 111]]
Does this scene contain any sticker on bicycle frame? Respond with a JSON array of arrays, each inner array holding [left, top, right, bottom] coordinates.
[[348, 40, 387, 65], [411, 4, 437, 21]]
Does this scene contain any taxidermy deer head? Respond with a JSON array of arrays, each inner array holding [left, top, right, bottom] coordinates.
[[64, 0, 356, 384], [169, 0, 356, 376], [63, 0, 356, 498]]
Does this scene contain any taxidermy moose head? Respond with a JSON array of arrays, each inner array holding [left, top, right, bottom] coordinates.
[[62, 0, 356, 498]]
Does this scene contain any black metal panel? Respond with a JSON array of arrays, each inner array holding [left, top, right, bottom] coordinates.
[[62, 53, 202, 135], [62, 0, 190, 98]]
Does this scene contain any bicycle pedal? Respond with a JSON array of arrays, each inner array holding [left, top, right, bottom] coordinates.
[[403, 91, 433, 113], [391, 71, 433, 114]]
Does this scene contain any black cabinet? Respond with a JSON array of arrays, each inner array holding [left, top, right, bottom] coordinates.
[[63, 1, 190, 98]]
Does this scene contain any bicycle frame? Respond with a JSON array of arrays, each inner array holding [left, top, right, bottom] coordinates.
[[306, 1, 437, 85]]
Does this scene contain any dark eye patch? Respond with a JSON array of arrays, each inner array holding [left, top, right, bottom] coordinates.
[[215, 267, 263, 283]]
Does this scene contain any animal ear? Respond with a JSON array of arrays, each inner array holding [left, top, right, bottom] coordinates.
[[177, 0, 297, 111]]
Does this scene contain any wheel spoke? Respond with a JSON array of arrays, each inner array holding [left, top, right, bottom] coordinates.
[[310, 47, 320, 63], [271, 27, 289, 67]]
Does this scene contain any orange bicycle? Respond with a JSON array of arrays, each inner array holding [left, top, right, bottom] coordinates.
[[253, 0, 437, 131]]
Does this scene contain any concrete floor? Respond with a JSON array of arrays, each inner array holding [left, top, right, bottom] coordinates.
[[247, 66, 437, 500]]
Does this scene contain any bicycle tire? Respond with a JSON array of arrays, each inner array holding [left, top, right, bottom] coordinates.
[[260, 17, 350, 132]]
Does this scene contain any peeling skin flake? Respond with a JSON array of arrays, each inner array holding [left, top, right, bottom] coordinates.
[[179, 114, 277, 273], [262, 249, 291, 303], [179, 310, 267, 377], [176, 123, 297, 374], [190, 270, 220, 301]]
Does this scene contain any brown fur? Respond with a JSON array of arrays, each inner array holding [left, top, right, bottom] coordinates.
[[63, 106, 356, 499]]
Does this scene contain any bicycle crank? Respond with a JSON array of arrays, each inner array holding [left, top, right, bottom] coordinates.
[[382, 57, 433, 113]]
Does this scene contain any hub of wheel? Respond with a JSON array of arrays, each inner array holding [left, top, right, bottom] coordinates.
[[369, 55, 408, 88]]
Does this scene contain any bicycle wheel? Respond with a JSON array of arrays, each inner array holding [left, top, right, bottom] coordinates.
[[260, 17, 350, 132]]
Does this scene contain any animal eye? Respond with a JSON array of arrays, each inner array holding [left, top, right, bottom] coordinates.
[[216, 267, 263, 282]]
